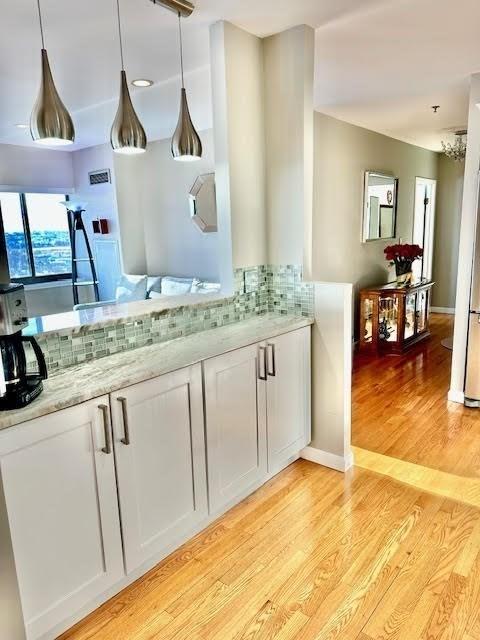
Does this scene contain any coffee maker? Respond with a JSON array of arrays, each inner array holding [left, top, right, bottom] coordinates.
[[0, 284, 47, 410]]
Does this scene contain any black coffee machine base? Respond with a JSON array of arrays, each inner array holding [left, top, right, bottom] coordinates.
[[0, 379, 44, 410]]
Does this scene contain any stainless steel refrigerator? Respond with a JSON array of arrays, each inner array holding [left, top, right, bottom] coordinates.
[[465, 189, 480, 407]]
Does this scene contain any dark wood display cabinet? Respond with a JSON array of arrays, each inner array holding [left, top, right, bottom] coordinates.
[[359, 280, 434, 355]]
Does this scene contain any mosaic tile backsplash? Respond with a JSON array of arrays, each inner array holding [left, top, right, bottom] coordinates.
[[35, 265, 314, 374]]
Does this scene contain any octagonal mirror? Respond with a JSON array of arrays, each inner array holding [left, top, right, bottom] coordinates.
[[189, 173, 217, 233]]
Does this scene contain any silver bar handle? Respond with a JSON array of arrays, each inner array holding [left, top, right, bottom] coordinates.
[[99, 405, 112, 454], [117, 397, 131, 445], [267, 343, 276, 377], [258, 346, 267, 381]]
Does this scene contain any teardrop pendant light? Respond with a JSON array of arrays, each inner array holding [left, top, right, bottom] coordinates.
[[110, 0, 147, 154], [171, 13, 202, 161], [30, 0, 75, 146]]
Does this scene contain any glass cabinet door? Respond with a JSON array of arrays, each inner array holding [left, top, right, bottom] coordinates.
[[362, 297, 374, 344], [404, 293, 416, 340], [416, 290, 428, 334], [379, 295, 398, 342]]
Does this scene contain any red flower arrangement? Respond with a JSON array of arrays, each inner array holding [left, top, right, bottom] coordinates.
[[384, 243, 423, 285], [384, 243, 423, 262]]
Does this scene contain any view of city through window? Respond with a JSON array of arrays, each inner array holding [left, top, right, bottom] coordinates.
[[0, 192, 71, 279]]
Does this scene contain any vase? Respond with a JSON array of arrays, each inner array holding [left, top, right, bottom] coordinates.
[[395, 260, 413, 286]]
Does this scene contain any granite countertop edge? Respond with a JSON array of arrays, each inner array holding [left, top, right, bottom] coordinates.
[[0, 314, 314, 432]]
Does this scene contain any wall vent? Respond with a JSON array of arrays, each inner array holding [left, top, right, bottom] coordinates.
[[89, 169, 111, 185]]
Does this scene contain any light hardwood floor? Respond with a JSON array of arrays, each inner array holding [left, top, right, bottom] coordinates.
[[59, 313, 480, 640], [59, 460, 480, 640], [353, 313, 480, 477]]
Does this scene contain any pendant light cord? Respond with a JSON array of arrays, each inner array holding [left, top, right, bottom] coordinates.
[[36, 0, 45, 49], [116, 0, 125, 70], [178, 12, 185, 89]]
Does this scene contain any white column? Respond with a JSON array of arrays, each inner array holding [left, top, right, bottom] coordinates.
[[450, 73, 480, 403]]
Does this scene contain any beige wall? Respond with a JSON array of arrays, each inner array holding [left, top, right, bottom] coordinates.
[[431, 155, 464, 309], [312, 112, 439, 293]]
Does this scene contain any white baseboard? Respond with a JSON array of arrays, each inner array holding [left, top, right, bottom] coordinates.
[[431, 307, 455, 315], [448, 389, 464, 404], [301, 446, 354, 472]]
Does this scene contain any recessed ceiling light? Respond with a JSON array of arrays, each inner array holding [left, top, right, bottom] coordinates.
[[132, 79, 154, 88], [15, 123, 28, 129]]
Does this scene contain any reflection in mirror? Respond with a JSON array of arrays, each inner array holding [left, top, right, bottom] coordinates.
[[363, 171, 398, 242], [0, 128, 228, 328]]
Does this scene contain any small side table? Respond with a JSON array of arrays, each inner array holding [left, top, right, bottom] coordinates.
[[359, 279, 434, 355]]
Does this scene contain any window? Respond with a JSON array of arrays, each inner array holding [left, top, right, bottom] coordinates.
[[0, 192, 71, 283]]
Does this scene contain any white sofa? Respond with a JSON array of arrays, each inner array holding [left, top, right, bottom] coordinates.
[[73, 274, 221, 311]]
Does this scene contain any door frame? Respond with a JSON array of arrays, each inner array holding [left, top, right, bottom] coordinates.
[[413, 176, 437, 280]]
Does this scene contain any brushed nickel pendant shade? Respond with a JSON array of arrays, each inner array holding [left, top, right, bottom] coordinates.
[[172, 88, 202, 161], [171, 13, 202, 161], [110, 0, 147, 154], [30, 1, 74, 146], [111, 70, 147, 154]]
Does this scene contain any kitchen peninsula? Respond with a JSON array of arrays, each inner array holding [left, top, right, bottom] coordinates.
[[0, 312, 312, 640]]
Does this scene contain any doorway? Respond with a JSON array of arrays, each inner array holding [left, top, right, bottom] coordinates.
[[412, 177, 437, 281]]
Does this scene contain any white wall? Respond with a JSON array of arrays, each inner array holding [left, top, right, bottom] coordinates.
[[0, 143, 73, 192], [451, 73, 480, 403], [210, 21, 267, 274], [140, 130, 219, 281], [113, 131, 219, 281], [302, 282, 354, 471], [263, 26, 314, 269], [113, 154, 147, 276], [72, 144, 121, 300]]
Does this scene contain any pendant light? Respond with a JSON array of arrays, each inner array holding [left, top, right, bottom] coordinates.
[[30, 0, 75, 146], [110, 0, 147, 155], [171, 12, 202, 161]]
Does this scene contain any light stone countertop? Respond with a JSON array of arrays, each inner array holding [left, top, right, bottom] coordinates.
[[25, 291, 228, 337], [0, 314, 313, 432]]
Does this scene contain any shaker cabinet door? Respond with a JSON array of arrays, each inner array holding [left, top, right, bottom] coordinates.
[[203, 343, 267, 514], [0, 398, 124, 640], [110, 364, 208, 575], [266, 327, 311, 472]]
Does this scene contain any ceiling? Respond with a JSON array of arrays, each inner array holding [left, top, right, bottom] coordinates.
[[0, 0, 478, 151]]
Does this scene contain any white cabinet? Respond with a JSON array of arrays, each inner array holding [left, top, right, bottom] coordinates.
[[203, 327, 311, 513], [0, 398, 124, 640], [203, 343, 268, 514], [265, 327, 311, 472], [0, 324, 311, 640], [110, 364, 208, 574]]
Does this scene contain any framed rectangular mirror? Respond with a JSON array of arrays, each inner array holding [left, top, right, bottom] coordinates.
[[362, 171, 398, 242]]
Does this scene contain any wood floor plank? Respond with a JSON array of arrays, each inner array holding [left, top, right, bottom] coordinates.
[[420, 572, 467, 639]]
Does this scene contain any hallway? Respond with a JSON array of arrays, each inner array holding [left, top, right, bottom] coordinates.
[[353, 313, 480, 478]]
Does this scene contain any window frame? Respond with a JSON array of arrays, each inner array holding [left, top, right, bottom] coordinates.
[[0, 192, 72, 285]]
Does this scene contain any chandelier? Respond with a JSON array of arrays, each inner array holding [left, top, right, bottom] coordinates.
[[441, 130, 467, 162]]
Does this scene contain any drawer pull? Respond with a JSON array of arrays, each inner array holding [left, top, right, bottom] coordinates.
[[99, 405, 112, 454], [267, 343, 276, 377], [118, 397, 131, 445], [258, 346, 267, 381]]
